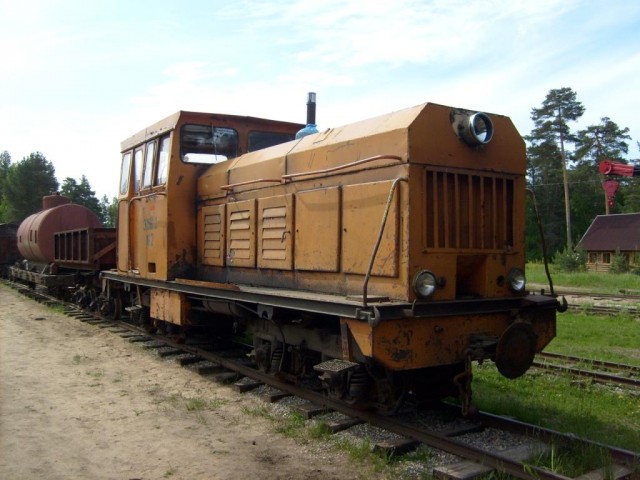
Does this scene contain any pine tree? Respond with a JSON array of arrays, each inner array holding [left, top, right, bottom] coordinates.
[[525, 139, 565, 259], [2, 152, 58, 223], [99, 195, 118, 227], [574, 117, 631, 214], [528, 88, 585, 249], [60, 175, 103, 221]]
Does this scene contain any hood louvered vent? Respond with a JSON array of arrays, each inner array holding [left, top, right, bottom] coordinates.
[[425, 169, 514, 251]]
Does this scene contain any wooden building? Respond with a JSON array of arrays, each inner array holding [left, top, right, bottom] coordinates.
[[578, 213, 640, 272]]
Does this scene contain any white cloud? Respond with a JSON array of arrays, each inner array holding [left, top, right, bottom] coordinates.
[[1, 0, 639, 200]]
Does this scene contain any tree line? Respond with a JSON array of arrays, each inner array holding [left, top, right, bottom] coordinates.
[[1, 88, 637, 261], [525, 87, 637, 261], [0, 151, 118, 227]]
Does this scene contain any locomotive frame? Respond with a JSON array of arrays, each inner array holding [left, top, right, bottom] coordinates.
[[95, 101, 561, 413]]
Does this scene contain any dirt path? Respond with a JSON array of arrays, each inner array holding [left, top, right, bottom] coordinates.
[[0, 285, 372, 480]]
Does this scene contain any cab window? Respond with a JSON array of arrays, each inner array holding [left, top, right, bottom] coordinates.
[[180, 124, 238, 164], [248, 131, 295, 152], [119, 152, 132, 196], [133, 148, 143, 193], [155, 135, 170, 185], [142, 140, 156, 189]]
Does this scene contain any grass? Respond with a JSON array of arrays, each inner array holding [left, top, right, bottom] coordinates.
[[526, 262, 640, 294], [467, 263, 640, 475], [523, 443, 616, 479], [185, 396, 225, 411], [547, 311, 640, 364], [49, 303, 67, 315], [241, 404, 397, 477], [473, 363, 640, 452], [471, 264, 640, 457]]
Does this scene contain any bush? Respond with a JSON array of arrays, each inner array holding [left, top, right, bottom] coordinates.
[[553, 247, 586, 272], [609, 252, 629, 274]]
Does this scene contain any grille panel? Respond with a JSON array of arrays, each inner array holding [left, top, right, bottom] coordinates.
[[425, 170, 514, 250], [260, 206, 288, 261], [203, 213, 222, 262]]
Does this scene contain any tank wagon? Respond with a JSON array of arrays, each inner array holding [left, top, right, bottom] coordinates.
[[10, 195, 116, 304], [100, 102, 562, 411]]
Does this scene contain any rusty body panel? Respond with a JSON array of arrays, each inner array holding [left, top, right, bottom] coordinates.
[[342, 309, 556, 370], [150, 289, 190, 325]]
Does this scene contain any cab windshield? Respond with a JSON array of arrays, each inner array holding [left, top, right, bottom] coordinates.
[[180, 124, 238, 164]]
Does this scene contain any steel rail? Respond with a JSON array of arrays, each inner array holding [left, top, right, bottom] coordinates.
[[538, 351, 640, 374], [534, 352, 640, 388]]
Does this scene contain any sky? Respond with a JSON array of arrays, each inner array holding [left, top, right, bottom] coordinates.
[[1, 0, 639, 199]]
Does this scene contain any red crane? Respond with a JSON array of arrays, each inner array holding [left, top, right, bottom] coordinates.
[[598, 160, 640, 209], [599, 160, 640, 177]]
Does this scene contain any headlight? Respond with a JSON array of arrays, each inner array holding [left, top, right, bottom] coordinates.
[[452, 111, 494, 147], [413, 270, 437, 298], [467, 112, 493, 145], [507, 268, 526, 293]]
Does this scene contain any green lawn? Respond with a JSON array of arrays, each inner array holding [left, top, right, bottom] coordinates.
[[473, 363, 640, 465], [526, 262, 640, 294], [472, 264, 640, 454], [548, 311, 640, 365], [473, 312, 640, 452]]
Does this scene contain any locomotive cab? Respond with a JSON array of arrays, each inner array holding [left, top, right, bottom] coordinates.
[[115, 112, 303, 281]]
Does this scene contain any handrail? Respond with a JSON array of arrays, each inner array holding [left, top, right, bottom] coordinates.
[[220, 178, 282, 191], [282, 154, 403, 181], [129, 190, 167, 201], [525, 188, 555, 297], [219, 154, 404, 193], [362, 177, 407, 309]]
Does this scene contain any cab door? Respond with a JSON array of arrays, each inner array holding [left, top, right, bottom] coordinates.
[[129, 147, 144, 272], [116, 147, 143, 272], [116, 152, 132, 272], [138, 137, 169, 278]]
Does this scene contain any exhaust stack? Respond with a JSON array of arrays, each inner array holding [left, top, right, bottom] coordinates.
[[296, 92, 319, 139]]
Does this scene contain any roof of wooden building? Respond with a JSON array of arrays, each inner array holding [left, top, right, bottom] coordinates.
[[578, 213, 640, 251]]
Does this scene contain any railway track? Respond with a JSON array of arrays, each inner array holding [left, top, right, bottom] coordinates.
[[530, 285, 640, 316], [529, 285, 640, 302], [7, 281, 640, 480], [562, 291, 640, 302], [567, 303, 640, 316], [534, 352, 640, 389]]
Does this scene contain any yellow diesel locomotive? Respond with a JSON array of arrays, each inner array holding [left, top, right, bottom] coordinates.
[[101, 101, 562, 412]]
